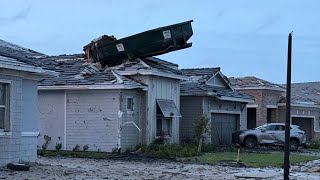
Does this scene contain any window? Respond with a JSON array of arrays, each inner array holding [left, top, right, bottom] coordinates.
[[156, 117, 172, 137], [126, 97, 133, 111], [0, 82, 10, 132]]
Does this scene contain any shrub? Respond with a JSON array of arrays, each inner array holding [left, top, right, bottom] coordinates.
[[306, 139, 320, 149], [72, 144, 80, 151], [140, 143, 198, 158], [194, 116, 209, 153], [152, 131, 169, 145], [111, 147, 120, 154], [55, 143, 62, 151], [42, 135, 51, 150], [201, 143, 214, 152], [83, 144, 89, 151]]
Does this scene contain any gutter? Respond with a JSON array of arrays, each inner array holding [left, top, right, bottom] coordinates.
[[38, 84, 147, 90], [277, 103, 320, 108], [216, 96, 255, 103]]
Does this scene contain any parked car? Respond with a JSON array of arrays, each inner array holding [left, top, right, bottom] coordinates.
[[232, 123, 306, 150]]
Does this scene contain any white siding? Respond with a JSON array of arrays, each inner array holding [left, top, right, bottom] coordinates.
[[131, 75, 180, 144], [119, 90, 146, 150], [38, 90, 66, 150], [66, 90, 120, 152], [206, 75, 226, 87]]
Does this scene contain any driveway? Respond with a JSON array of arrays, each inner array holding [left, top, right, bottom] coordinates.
[[0, 156, 319, 179]]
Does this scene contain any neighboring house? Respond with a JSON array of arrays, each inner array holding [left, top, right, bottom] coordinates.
[[229, 76, 320, 140], [289, 82, 320, 139], [180, 68, 254, 146], [0, 39, 53, 166], [37, 55, 184, 152]]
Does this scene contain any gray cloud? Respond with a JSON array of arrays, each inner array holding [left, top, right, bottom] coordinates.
[[0, 5, 31, 25]]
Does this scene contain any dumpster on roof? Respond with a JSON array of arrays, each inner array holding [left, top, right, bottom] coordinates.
[[84, 20, 193, 67]]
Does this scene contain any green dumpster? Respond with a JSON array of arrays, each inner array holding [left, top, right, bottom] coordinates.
[[84, 20, 193, 67]]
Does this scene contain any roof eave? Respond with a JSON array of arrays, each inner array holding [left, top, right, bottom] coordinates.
[[234, 87, 285, 91], [115, 69, 188, 80], [277, 103, 320, 108], [38, 84, 147, 90], [217, 96, 255, 103]]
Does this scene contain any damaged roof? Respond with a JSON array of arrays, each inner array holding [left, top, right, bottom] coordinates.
[[37, 54, 145, 89], [229, 76, 285, 91], [108, 57, 185, 79], [285, 82, 320, 105], [278, 93, 320, 106], [0, 39, 54, 75], [0, 39, 44, 58], [180, 68, 254, 102]]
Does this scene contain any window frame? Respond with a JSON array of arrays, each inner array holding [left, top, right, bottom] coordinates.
[[156, 116, 172, 137], [0, 80, 12, 134], [126, 96, 134, 111]]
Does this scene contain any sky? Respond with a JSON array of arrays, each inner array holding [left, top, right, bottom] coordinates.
[[1, 0, 320, 83]]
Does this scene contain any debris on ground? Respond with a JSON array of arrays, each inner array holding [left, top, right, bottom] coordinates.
[[1, 156, 320, 180]]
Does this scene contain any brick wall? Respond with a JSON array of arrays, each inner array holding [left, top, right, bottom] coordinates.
[[240, 89, 282, 126]]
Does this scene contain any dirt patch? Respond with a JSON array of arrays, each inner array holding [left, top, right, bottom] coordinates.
[[0, 156, 319, 179]]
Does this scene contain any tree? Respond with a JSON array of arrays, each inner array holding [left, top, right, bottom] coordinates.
[[194, 116, 209, 153]]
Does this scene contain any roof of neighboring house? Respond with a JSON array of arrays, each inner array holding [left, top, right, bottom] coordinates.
[[0, 39, 54, 75], [290, 82, 320, 104], [229, 76, 285, 91], [37, 54, 146, 89], [181, 67, 220, 76], [180, 68, 254, 102], [0, 39, 44, 58], [278, 93, 320, 106]]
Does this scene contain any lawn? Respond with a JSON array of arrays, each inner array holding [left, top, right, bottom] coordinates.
[[38, 148, 320, 168], [189, 151, 320, 168], [304, 148, 320, 152], [38, 150, 111, 159]]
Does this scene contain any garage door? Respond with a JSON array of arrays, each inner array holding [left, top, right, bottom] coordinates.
[[211, 113, 240, 146], [292, 117, 313, 140]]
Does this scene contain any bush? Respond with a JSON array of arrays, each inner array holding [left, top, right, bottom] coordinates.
[[201, 143, 214, 152], [194, 116, 209, 153], [83, 144, 89, 151], [306, 139, 320, 149], [55, 143, 62, 151], [140, 143, 198, 158], [42, 135, 51, 150], [72, 144, 80, 151]]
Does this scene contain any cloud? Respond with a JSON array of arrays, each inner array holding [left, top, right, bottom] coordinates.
[[255, 16, 279, 32], [0, 5, 31, 25]]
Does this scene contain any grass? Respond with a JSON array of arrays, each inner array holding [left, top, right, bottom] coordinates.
[[38, 147, 320, 168], [185, 151, 320, 168], [303, 148, 320, 152], [38, 150, 111, 159]]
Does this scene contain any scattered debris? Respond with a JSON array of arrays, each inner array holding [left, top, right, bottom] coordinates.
[[6, 163, 30, 171]]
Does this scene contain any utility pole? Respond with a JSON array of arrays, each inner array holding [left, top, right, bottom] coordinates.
[[284, 32, 292, 180]]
